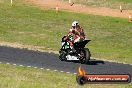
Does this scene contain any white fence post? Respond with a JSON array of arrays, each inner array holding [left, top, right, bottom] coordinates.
[[129, 13, 132, 22], [69, 0, 71, 3], [11, 0, 13, 6], [120, 5, 122, 12]]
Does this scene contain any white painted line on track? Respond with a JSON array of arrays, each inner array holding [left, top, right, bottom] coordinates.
[[6, 63, 10, 65], [34, 67, 37, 69], [0, 62, 77, 75], [60, 71, 64, 73], [27, 66, 31, 68], [40, 68, 44, 69], [19, 65, 23, 67], [74, 73, 77, 75], [66, 72, 70, 74], [13, 64, 16, 66], [46, 69, 50, 71], [54, 70, 58, 72]]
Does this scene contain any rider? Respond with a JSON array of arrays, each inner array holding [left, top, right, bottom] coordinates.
[[70, 21, 85, 41], [63, 21, 85, 50]]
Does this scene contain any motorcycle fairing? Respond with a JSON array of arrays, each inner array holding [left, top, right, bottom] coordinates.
[[74, 40, 91, 48]]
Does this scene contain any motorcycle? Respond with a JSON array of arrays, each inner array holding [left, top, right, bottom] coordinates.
[[59, 34, 91, 64]]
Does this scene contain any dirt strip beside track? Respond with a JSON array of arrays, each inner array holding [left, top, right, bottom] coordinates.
[[25, 0, 132, 18]]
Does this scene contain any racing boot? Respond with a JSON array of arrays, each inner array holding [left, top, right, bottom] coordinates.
[[70, 46, 76, 53]]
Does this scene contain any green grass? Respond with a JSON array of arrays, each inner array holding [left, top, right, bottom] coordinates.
[[0, 63, 131, 88], [64, 0, 132, 9], [0, 0, 132, 64]]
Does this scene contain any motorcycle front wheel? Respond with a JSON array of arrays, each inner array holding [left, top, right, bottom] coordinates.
[[59, 50, 67, 61], [79, 48, 90, 64]]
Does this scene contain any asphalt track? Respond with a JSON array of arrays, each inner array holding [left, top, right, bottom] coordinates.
[[0, 46, 132, 81]]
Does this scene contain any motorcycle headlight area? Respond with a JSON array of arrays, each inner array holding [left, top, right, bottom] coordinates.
[[62, 42, 70, 49]]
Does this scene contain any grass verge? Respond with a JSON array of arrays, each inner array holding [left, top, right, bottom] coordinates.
[[0, 0, 132, 64], [0, 63, 131, 88]]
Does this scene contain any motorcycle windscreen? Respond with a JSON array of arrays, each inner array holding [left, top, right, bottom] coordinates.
[[74, 40, 90, 48]]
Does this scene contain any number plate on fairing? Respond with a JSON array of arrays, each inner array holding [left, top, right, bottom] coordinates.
[[66, 55, 79, 60]]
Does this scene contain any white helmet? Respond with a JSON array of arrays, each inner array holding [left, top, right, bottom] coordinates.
[[72, 21, 79, 27]]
